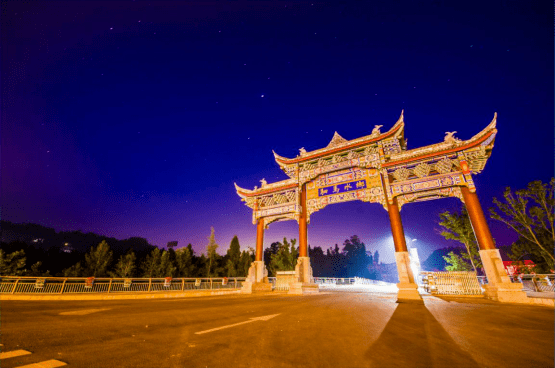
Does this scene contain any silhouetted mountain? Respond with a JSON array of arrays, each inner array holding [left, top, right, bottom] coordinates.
[[2, 220, 155, 253]]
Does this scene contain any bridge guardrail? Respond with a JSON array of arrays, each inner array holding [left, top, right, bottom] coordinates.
[[0, 276, 246, 294], [477, 274, 554, 293]]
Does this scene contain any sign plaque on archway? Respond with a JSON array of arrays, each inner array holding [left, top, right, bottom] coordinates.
[[235, 112, 529, 303]]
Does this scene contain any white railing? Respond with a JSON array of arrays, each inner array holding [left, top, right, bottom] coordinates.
[[0, 276, 246, 294], [477, 274, 555, 293]]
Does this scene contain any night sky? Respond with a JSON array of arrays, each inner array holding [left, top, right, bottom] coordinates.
[[3, 1, 552, 263]]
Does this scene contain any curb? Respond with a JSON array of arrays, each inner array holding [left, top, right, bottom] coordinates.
[[1, 289, 242, 301]]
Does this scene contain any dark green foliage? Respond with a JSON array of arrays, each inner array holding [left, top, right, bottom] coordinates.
[[225, 236, 241, 277], [0, 249, 27, 275], [490, 178, 555, 272], [84, 240, 113, 277], [205, 227, 219, 277], [438, 207, 482, 273], [109, 251, 137, 278], [238, 249, 254, 277], [443, 251, 474, 271], [63, 262, 85, 277], [175, 245, 195, 277], [269, 238, 298, 275]]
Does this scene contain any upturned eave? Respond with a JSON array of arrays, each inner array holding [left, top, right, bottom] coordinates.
[[384, 113, 497, 168], [273, 111, 405, 165]]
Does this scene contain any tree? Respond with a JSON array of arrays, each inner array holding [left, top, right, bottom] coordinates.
[[225, 236, 241, 277], [342, 235, 371, 278], [63, 262, 85, 277], [175, 245, 195, 277], [438, 207, 482, 273], [159, 250, 176, 277], [443, 251, 474, 271], [238, 249, 254, 277], [205, 227, 219, 277], [26, 261, 51, 277], [264, 241, 280, 270], [490, 179, 555, 270], [269, 238, 298, 275], [84, 240, 113, 277], [373, 250, 380, 265], [109, 251, 137, 278], [0, 249, 27, 276], [141, 247, 162, 277]]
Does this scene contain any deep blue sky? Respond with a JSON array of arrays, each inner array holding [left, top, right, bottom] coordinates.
[[3, 1, 553, 263]]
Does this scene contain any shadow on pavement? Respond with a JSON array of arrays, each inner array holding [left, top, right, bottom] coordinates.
[[365, 303, 480, 368]]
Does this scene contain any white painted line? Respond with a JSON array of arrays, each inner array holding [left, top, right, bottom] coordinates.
[[59, 308, 110, 315], [0, 350, 32, 359], [195, 314, 280, 335], [15, 360, 66, 368]]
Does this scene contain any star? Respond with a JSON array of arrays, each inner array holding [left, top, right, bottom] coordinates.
[[261, 94, 264, 98], [110, 27, 113, 30]]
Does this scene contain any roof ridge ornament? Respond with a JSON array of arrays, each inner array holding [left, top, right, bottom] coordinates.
[[371, 125, 383, 137], [327, 131, 347, 148]]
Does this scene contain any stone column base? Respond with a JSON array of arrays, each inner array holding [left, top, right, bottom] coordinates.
[[242, 280, 273, 294], [483, 283, 530, 304], [287, 257, 319, 294], [396, 282, 424, 304], [241, 261, 271, 294], [395, 252, 423, 303], [288, 282, 319, 295], [479, 248, 533, 304]]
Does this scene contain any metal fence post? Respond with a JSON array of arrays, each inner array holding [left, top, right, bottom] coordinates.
[[108, 279, 113, 293], [181, 279, 185, 291], [148, 278, 152, 292], [59, 278, 67, 294], [545, 276, 552, 286], [11, 279, 20, 294], [234, 278, 238, 289], [210, 278, 213, 290]]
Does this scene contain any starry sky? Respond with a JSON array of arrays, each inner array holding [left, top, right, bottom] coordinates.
[[3, 1, 552, 264]]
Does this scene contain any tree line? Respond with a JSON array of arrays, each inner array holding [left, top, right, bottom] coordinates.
[[0, 228, 254, 278], [263, 235, 381, 279]]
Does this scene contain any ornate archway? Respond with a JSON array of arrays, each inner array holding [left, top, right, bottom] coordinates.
[[235, 112, 528, 303]]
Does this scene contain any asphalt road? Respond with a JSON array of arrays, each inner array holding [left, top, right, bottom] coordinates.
[[2, 292, 553, 368]]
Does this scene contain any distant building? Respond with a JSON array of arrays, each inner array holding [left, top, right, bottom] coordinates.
[[62, 242, 74, 253]]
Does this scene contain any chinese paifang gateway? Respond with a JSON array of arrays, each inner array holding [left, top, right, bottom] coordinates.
[[235, 111, 530, 303]]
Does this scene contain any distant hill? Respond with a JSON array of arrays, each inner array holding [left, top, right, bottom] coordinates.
[[1, 220, 156, 256]]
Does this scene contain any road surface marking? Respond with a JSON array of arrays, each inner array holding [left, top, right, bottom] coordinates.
[[15, 360, 66, 368], [0, 350, 32, 359], [59, 308, 110, 315], [195, 314, 280, 335]]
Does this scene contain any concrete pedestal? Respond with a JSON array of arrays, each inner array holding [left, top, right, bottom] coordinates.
[[479, 249, 529, 303], [289, 282, 319, 294], [288, 257, 319, 295], [242, 261, 272, 294], [395, 251, 423, 304], [242, 281, 273, 294]]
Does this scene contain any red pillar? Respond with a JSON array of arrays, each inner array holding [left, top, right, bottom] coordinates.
[[299, 184, 308, 257], [255, 218, 264, 261], [460, 186, 496, 250], [387, 198, 408, 252]]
